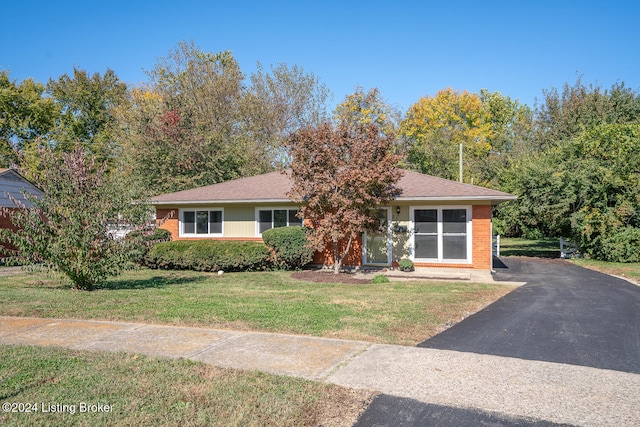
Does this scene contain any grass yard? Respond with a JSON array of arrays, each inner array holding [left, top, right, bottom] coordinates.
[[0, 344, 373, 427], [0, 268, 514, 346], [497, 237, 560, 258]]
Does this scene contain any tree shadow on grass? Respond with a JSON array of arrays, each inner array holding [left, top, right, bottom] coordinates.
[[95, 274, 210, 291]]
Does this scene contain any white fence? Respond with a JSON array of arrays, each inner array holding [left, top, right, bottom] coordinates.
[[560, 237, 580, 258], [492, 235, 500, 257]]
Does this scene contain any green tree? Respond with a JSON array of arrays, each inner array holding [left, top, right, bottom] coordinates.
[[0, 71, 58, 167], [496, 123, 640, 261], [240, 63, 330, 171], [46, 68, 128, 164], [122, 42, 249, 194], [532, 77, 640, 151], [333, 87, 400, 136], [287, 122, 403, 274], [0, 147, 151, 290]]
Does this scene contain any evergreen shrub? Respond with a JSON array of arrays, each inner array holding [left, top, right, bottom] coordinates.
[[261, 226, 314, 270], [144, 240, 271, 272]]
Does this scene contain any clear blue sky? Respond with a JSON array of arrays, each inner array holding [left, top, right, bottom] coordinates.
[[2, 0, 639, 112]]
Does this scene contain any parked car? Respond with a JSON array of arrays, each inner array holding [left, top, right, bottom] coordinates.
[[106, 223, 133, 240]]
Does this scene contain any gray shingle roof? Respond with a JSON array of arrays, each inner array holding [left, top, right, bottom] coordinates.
[[0, 169, 42, 208], [150, 169, 516, 205]]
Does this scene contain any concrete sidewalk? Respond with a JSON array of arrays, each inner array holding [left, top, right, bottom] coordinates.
[[1, 316, 639, 426]]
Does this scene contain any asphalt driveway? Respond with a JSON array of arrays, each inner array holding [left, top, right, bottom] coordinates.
[[418, 257, 640, 374]]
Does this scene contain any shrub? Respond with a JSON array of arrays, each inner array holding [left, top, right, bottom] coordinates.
[[261, 226, 314, 270], [144, 240, 271, 272], [371, 274, 390, 284], [127, 227, 172, 265], [398, 258, 414, 271], [599, 227, 640, 263]]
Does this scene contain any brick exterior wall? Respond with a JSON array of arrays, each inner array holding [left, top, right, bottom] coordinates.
[[0, 208, 22, 256], [312, 236, 363, 267], [471, 205, 492, 270]]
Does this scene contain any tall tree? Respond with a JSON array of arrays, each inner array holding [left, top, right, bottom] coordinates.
[[122, 41, 246, 194], [532, 77, 640, 151], [241, 63, 330, 171], [400, 87, 492, 183], [333, 87, 400, 137], [401, 88, 531, 186], [46, 68, 128, 164], [287, 122, 403, 274], [0, 71, 58, 167]]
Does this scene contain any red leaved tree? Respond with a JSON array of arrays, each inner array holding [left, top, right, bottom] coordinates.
[[287, 122, 403, 273]]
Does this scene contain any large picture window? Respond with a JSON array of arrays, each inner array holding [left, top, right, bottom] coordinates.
[[257, 208, 302, 235], [412, 207, 470, 262], [181, 209, 223, 236]]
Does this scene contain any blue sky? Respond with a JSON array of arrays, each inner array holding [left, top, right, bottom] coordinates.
[[2, 0, 639, 112]]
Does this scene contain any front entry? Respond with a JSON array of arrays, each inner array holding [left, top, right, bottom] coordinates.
[[363, 208, 392, 265]]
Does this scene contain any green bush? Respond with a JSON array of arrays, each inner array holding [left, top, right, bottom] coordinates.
[[371, 274, 390, 284], [398, 258, 414, 271], [599, 227, 640, 263], [144, 240, 271, 272], [261, 226, 314, 270]]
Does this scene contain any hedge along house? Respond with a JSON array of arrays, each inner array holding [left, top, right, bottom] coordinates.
[[0, 168, 43, 256], [151, 170, 516, 271]]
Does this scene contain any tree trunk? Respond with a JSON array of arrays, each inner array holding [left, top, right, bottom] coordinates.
[[332, 236, 353, 274]]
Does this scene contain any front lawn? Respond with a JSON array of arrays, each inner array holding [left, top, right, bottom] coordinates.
[[0, 268, 513, 346], [0, 344, 372, 427]]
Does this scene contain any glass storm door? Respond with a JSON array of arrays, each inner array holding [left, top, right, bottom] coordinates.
[[364, 208, 392, 265]]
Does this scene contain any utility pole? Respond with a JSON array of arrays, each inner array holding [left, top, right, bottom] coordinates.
[[459, 143, 463, 183]]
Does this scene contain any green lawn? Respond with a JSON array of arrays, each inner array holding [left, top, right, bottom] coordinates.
[[0, 268, 514, 426], [0, 268, 513, 346], [0, 344, 372, 427], [497, 237, 560, 258]]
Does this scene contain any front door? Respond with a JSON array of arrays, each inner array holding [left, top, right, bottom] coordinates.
[[364, 208, 392, 265]]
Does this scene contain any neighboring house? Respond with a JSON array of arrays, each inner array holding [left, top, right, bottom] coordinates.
[[151, 170, 516, 271], [0, 168, 43, 255]]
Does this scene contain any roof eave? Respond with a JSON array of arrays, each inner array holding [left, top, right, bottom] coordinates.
[[151, 198, 294, 205]]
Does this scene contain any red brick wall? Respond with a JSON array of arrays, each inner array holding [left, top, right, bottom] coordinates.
[[0, 208, 22, 256], [312, 235, 363, 267], [471, 205, 492, 270]]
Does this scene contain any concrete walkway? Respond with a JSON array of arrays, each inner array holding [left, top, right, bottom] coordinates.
[[1, 316, 638, 426]]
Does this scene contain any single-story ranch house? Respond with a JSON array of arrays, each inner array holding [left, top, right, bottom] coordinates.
[[151, 170, 516, 271]]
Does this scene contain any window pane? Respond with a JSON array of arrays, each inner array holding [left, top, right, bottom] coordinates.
[[259, 210, 272, 234], [196, 211, 208, 234], [183, 211, 195, 234], [415, 209, 437, 233], [274, 210, 287, 228], [443, 235, 467, 259], [289, 210, 302, 226], [415, 235, 438, 259], [443, 209, 466, 233], [209, 210, 222, 234]]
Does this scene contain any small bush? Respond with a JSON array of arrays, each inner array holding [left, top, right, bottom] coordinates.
[[371, 274, 390, 284], [398, 258, 414, 271], [144, 240, 271, 272], [262, 226, 314, 270]]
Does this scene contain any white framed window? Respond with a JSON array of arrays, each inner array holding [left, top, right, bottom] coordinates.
[[410, 206, 472, 263], [180, 208, 224, 237], [256, 208, 303, 236]]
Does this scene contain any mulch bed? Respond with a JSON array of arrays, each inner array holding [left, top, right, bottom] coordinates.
[[290, 270, 372, 284]]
